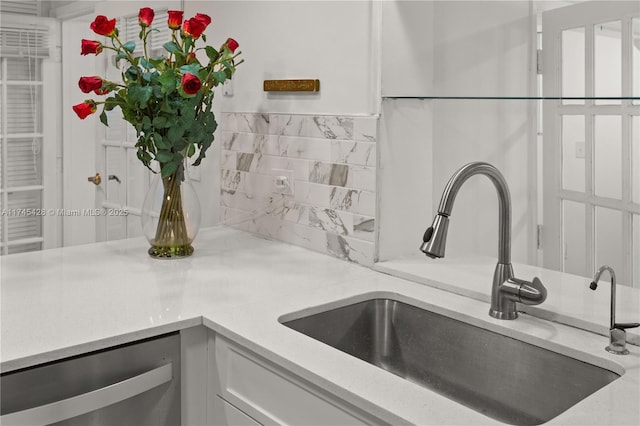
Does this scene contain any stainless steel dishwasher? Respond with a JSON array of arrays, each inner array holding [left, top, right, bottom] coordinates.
[[1, 332, 180, 426]]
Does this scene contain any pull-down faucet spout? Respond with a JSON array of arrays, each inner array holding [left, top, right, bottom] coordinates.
[[421, 162, 547, 320]]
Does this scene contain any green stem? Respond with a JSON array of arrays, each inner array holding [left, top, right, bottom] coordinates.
[[142, 27, 149, 63], [154, 164, 190, 248], [111, 34, 139, 80]]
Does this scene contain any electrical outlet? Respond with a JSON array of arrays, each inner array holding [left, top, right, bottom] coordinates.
[[271, 168, 294, 196]]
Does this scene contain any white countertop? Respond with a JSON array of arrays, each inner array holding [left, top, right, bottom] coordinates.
[[1, 226, 639, 425]]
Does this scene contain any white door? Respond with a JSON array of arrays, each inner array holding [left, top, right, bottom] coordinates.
[[542, 1, 640, 287], [62, 17, 99, 247]]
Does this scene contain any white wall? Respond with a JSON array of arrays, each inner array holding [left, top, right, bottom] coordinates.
[[377, 98, 432, 261], [186, 0, 379, 116], [381, 1, 434, 97], [378, 1, 536, 264], [433, 1, 535, 263]]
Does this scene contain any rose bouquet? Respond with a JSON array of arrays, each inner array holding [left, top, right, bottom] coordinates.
[[74, 8, 242, 257]]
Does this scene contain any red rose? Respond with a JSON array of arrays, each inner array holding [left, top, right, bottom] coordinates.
[[225, 38, 239, 53], [72, 101, 97, 119], [138, 7, 154, 28], [167, 10, 183, 30], [193, 13, 211, 27], [81, 39, 102, 55], [181, 73, 201, 95], [90, 15, 116, 37], [78, 76, 103, 93], [182, 18, 206, 38]]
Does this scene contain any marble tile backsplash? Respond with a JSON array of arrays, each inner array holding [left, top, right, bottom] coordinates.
[[220, 113, 378, 266]]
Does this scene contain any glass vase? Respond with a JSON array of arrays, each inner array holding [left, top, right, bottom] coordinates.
[[141, 161, 201, 258]]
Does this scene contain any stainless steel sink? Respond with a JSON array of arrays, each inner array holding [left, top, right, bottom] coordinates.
[[281, 298, 620, 425]]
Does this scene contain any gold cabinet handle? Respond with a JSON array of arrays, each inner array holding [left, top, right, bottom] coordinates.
[[87, 173, 101, 186]]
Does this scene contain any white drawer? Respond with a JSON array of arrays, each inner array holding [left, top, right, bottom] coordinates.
[[214, 336, 376, 426], [217, 396, 262, 426]]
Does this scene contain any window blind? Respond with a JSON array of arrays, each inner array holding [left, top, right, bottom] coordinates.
[[0, 1, 40, 16], [0, 26, 50, 58], [1, 21, 46, 255]]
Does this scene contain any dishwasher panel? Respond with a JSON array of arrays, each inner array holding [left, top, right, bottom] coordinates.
[[1, 332, 180, 426]]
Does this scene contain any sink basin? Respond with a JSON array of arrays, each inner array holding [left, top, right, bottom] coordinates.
[[281, 297, 620, 425]]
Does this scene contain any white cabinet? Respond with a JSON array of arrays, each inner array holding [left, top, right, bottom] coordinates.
[[209, 335, 382, 426]]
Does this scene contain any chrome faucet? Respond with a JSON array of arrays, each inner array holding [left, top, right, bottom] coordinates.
[[420, 162, 547, 320], [589, 265, 639, 355]]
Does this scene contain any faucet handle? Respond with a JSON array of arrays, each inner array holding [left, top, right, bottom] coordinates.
[[502, 277, 547, 305], [518, 277, 547, 305]]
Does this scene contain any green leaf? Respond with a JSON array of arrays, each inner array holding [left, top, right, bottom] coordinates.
[[149, 57, 166, 70], [187, 143, 196, 157], [184, 38, 193, 53], [167, 125, 184, 143], [160, 100, 176, 114], [99, 111, 108, 126], [212, 70, 227, 85], [116, 50, 127, 64], [122, 41, 136, 53], [173, 138, 187, 152], [104, 96, 119, 111], [140, 57, 152, 69], [152, 116, 167, 128], [163, 41, 183, 56], [125, 66, 139, 81], [161, 161, 179, 178], [158, 69, 177, 94], [179, 64, 201, 76], [137, 149, 152, 167], [129, 85, 153, 108], [153, 86, 164, 99], [153, 133, 170, 149], [155, 150, 173, 163], [179, 104, 195, 123], [205, 46, 219, 62]]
